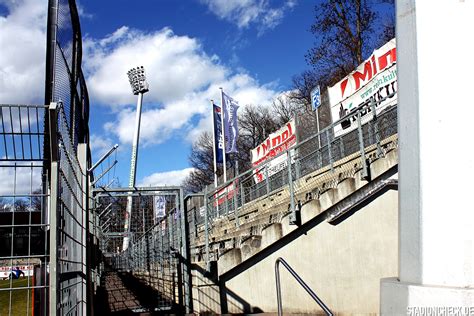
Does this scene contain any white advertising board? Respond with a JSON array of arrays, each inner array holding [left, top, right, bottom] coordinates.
[[328, 39, 397, 137], [251, 119, 297, 183]]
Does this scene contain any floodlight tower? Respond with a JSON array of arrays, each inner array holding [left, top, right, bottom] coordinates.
[[122, 66, 149, 251]]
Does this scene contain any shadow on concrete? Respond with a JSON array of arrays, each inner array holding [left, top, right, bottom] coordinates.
[[190, 262, 263, 314], [217, 165, 398, 313], [94, 267, 179, 315]]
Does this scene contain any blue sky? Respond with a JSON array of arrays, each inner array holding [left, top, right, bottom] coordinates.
[[0, 0, 316, 188]]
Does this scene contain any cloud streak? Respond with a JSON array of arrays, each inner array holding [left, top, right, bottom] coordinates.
[[200, 0, 297, 34], [138, 168, 195, 187]]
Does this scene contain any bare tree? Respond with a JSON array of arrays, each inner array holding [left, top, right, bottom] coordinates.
[[183, 132, 217, 193], [288, 0, 394, 142], [183, 103, 299, 193], [306, 0, 379, 83]]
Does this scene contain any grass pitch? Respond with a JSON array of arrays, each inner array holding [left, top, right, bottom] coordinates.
[[0, 278, 33, 316]]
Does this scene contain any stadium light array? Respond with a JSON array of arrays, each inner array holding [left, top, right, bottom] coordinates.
[[127, 66, 149, 95]]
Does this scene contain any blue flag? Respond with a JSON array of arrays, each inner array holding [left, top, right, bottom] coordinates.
[[213, 103, 224, 163], [222, 92, 239, 153]]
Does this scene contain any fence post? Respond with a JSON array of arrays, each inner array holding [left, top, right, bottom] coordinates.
[[287, 151, 297, 225], [204, 187, 210, 271], [357, 110, 370, 180], [370, 98, 383, 157], [233, 181, 240, 228], [179, 188, 192, 314], [48, 102, 59, 316], [325, 129, 334, 172], [265, 165, 270, 195], [239, 182, 245, 222]]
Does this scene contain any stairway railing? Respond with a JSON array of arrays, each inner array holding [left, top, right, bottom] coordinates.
[[275, 257, 333, 316]]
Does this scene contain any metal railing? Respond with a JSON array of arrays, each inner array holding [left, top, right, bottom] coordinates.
[[275, 257, 333, 316], [192, 99, 397, 264]]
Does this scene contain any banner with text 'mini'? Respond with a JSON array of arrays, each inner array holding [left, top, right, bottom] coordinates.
[[328, 38, 397, 137]]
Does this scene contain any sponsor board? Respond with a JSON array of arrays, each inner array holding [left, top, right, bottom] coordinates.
[[213, 179, 239, 207], [328, 39, 397, 136], [0, 265, 34, 279], [251, 119, 297, 183]]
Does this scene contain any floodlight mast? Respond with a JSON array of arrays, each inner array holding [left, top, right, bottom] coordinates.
[[122, 66, 149, 251]]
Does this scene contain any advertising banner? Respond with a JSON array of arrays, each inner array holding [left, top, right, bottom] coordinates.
[[0, 265, 34, 279], [213, 179, 239, 207], [251, 118, 297, 183], [328, 39, 397, 137]]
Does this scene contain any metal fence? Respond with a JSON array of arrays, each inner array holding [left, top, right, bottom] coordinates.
[[93, 187, 191, 314], [48, 102, 90, 315], [0, 104, 49, 316], [196, 100, 398, 264], [43, 0, 92, 313], [44, 0, 90, 168]]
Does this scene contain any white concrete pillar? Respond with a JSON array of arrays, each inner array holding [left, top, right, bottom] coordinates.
[[381, 1, 474, 312]]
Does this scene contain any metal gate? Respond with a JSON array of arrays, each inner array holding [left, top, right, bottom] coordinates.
[[93, 187, 191, 314]]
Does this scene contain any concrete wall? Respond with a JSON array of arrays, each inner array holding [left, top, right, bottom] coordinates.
[[219, 188, 398, 314]]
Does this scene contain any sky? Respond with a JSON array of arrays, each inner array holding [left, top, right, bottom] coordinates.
[[0, 0, 317, 189]]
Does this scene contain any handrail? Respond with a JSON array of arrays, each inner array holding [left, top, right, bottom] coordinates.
[[275, 257, 333, 316]]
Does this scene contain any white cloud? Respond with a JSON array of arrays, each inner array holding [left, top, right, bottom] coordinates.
[[0, 0, 47, 104], [83, 27, 227, 106], [0, 162, 42, 195], [90, 134, 116, 157], [0, 0, 284, 162], [139, 168, 195, 187], [86, 27, 279, 146], [200, 0, 297, 34]]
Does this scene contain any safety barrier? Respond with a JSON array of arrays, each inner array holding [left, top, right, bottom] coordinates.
[[196, 99, 398, 265]]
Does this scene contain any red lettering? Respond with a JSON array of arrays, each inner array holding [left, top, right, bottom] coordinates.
[[353, 61, 373, 90], [340, 79, 349, 98], [271, 135, 281, 147], [378, 47, 397, 70], [371, 55, 377, 75]]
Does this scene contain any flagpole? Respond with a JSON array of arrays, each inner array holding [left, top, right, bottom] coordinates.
[[219, 87, 227, 182], [210, 100, 218, 187]]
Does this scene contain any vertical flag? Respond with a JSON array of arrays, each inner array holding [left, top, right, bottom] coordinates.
[[212, 102, 224, 163], [222, 92, 239, 153]]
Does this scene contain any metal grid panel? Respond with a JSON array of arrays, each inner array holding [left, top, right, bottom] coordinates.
[[0, 104, 49, 316], [45, 0, 88, 157]]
